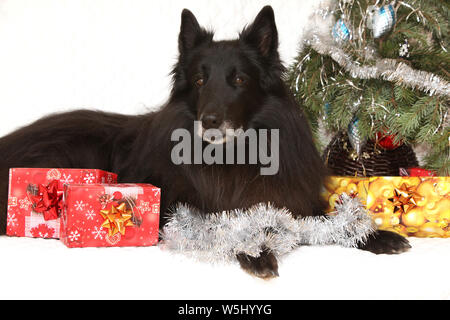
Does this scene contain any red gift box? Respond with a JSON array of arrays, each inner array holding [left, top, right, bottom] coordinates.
[[60, 183, 160, 248], [6, 168, 117, 238]]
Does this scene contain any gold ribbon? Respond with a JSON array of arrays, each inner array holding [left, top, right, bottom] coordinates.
[[99, 203, 134, 236]]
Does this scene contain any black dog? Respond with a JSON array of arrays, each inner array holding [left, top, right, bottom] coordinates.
[[0, 6, 410, 278]]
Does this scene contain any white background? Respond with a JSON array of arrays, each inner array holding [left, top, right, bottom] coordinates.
[[1, 0, 449, 300], [0, 0, 318, 137]]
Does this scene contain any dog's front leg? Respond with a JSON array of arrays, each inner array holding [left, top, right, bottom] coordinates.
[[357, 230, 411, 254], [236, 246, 279, 279]]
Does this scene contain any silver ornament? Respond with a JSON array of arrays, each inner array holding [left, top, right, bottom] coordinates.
[[348, 116, 366, 155], [366, 5, 377, 29], [370, 4, 396, 38]]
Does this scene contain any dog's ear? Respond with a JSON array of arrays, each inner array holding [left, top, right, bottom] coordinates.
[[240, 6, 278, 58], [179, 9, 210, 55]]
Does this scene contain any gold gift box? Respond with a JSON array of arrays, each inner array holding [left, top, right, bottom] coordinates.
[[323, 176, 450, 238]]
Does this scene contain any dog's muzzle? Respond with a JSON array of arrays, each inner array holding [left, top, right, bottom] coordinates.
[[196, 121, 241, 144]]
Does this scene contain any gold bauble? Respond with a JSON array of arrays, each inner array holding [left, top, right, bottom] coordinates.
[[390, 215, 400, 225], [401, 207, 426, 227], [437, 220, 448, 229], [400, 177, 421, 187], [324, 177, 342, 192], [321, 190, 331, 200], [405, 227, 419, 234], [393, 224, 407, 235], [424, 201, 440, 222], [423, 198, 450, 222], [382, 176, 403, 186], [339, 178, 351, 188], [372, 214, 392, 228], [435, 180, 450, 196], [346, 183, 358, 195], [328, 193, 340, 211], [436, 198, 450, 220], [416, 180, 440, 205], [368, 178, 394, 199], [419, 222, 446, 237]]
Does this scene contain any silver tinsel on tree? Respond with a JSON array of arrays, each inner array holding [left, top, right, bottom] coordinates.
[[160, 194, 375, 264], [308, 35, 450, 97]]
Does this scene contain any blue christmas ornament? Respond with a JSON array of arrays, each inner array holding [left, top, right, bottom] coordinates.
[[332, 19, 351, 42], [371, 4, 396, 38], [324, 103, 331, 115]]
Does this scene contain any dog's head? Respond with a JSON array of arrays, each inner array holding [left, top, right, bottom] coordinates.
[[171, 6, 284, 144]]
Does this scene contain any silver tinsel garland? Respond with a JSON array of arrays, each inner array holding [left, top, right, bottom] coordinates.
[[308, 35, 450, 98], [160, 194, 375, 264]]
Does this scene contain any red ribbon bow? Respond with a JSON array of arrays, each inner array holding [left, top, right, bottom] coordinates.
[[29, 180, 63, 221]]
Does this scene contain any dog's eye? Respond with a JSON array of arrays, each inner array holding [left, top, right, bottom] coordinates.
[[195, 78, 205, 87], [235, 76, 245, 86]]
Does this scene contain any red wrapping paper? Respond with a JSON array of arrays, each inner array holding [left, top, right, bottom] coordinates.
[[399, 167, 437, 177], [61, 183, 160, 248], [6, 168, 117, 238]]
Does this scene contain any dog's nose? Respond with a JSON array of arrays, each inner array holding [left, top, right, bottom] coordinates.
[[201, 114, 222, 129]]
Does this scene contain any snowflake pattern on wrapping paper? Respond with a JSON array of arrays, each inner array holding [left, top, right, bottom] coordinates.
[[30, 224, 55, 238], [92, 226, 106, 240], [19, 197, 32, 210], [74, 200, 85, 211], [7, 213, 18, 227], [153, 189, 161, 198], [85, 209, 96, 220], [83, 173, 95, 184], [68, 230, 80, 242], [60, 173, 74, 184], [8, 197, 18, 207], [46, 169, 61, 180]]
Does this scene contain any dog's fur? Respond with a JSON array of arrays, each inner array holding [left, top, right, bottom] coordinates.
[[0, 6, 410, 278]]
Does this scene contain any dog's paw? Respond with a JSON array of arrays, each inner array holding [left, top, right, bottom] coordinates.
[[236, 248, 279, 280], [357, 230, 411, 254]]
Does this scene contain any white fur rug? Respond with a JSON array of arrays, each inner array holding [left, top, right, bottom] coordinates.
[[1, 235, 449, 299], [0, 0, 324, 137]]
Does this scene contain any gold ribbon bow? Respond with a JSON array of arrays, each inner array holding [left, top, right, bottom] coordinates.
[[99, 203, 134, 236], [388, 183, 421, 215]]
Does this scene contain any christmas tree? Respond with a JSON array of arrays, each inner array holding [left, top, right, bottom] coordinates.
[[287, 0, 449, 175]]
